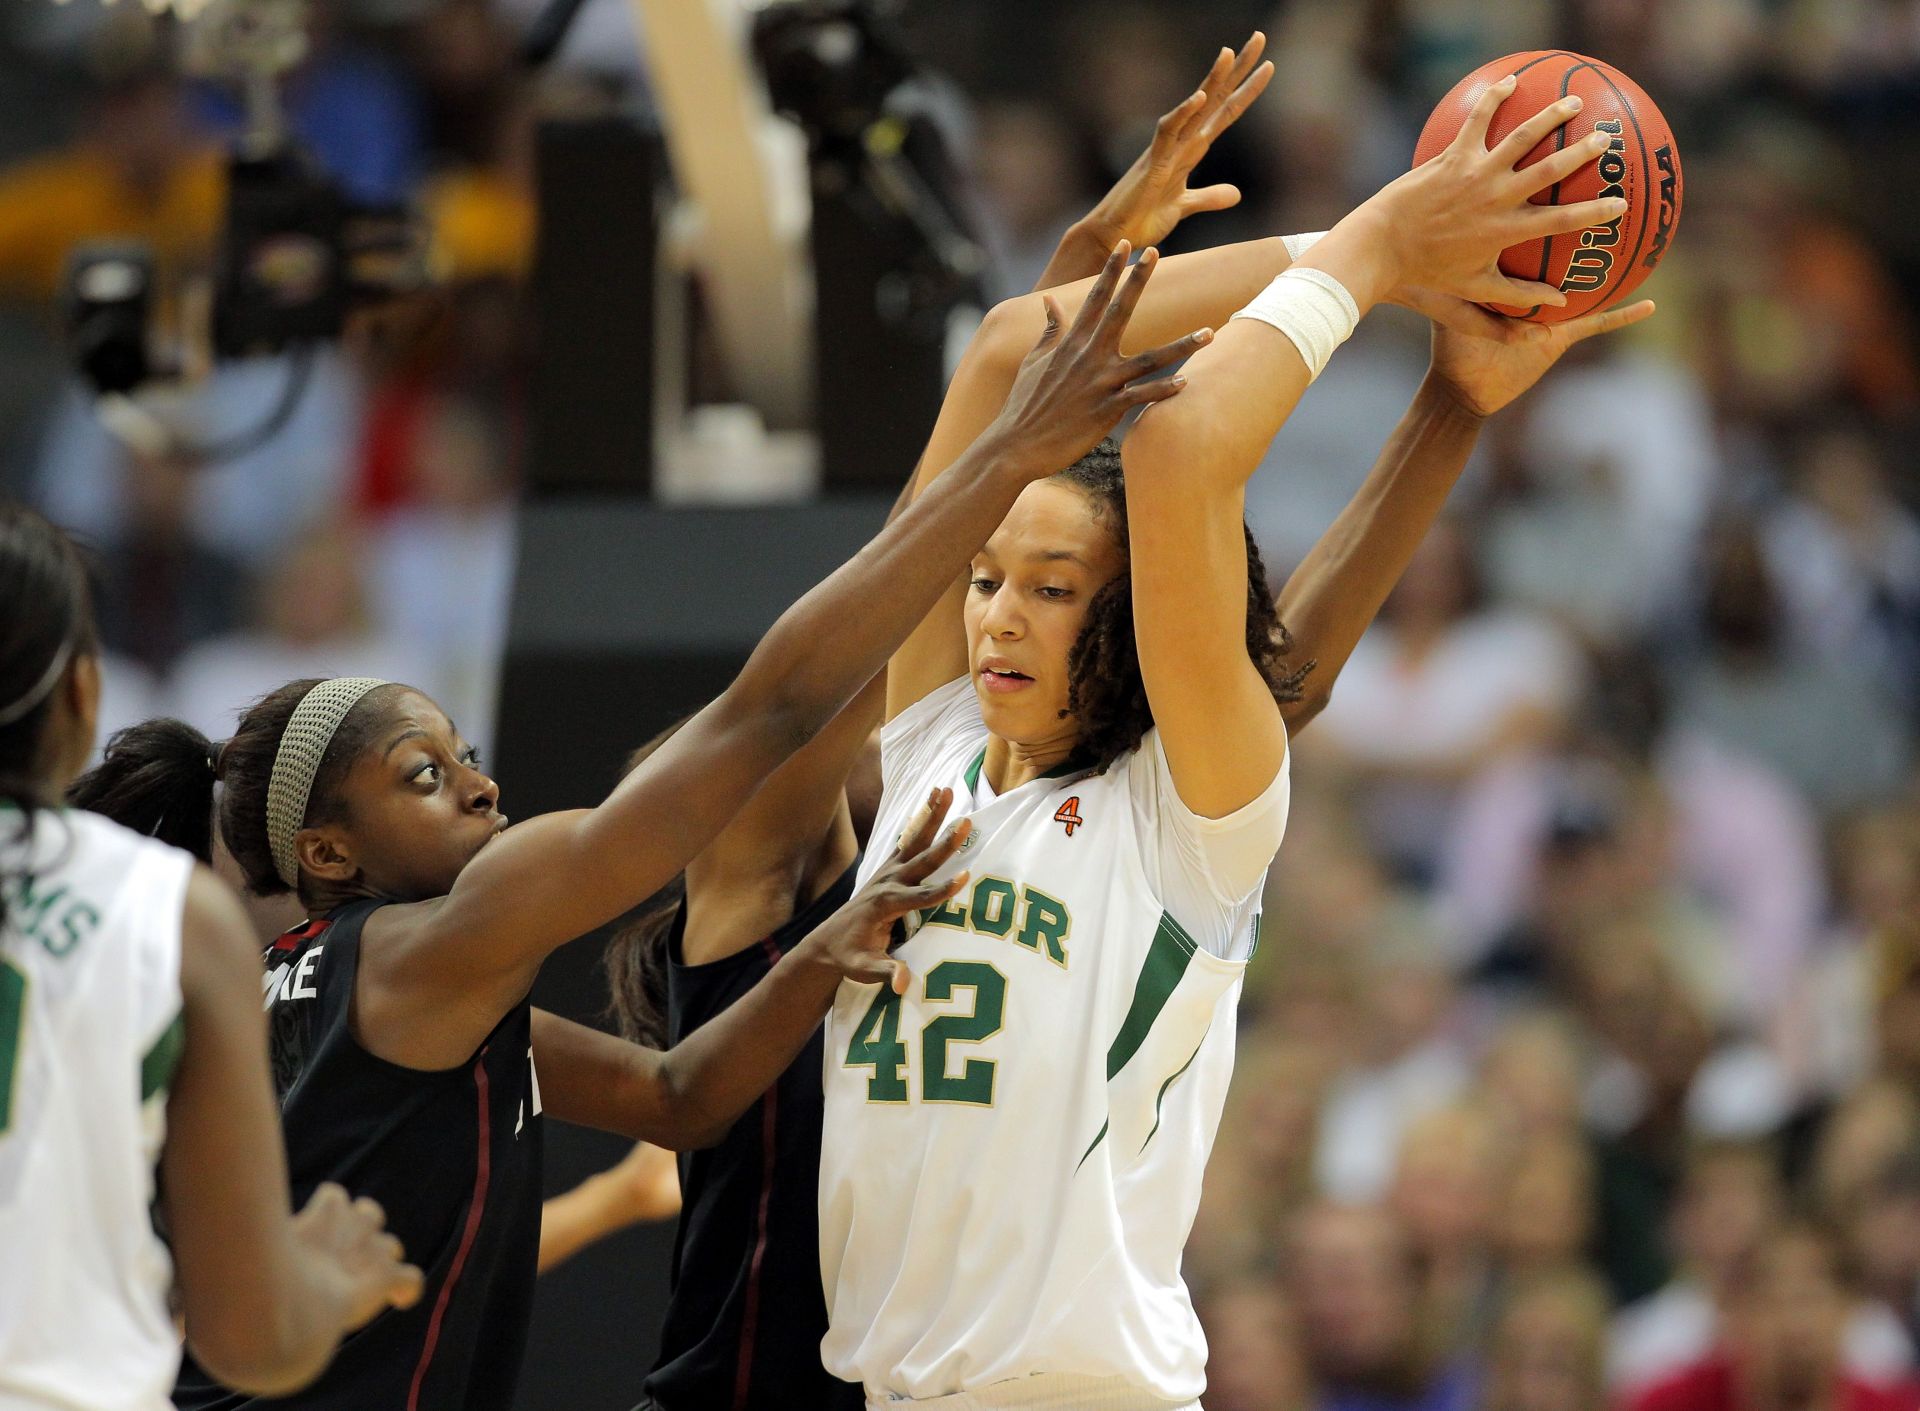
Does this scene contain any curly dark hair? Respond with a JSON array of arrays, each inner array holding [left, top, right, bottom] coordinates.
[[1056, 438, 1313, 773]]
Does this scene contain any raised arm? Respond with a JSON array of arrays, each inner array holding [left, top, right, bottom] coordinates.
[[1033, 34, 1273, 291], [165, 867, 421, 1396], [1121, 78, 1625, 816], [1275, 298, 1657, 734], [363, 257, 1201, 1042]]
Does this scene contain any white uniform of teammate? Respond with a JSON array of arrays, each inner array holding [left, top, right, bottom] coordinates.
[[0, 809, 193, 1411], [820, 677, 1289, 1409]]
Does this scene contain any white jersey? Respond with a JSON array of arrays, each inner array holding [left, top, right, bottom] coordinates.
[[0, 809, 193, 1411], [820, 679, 1289, 1407]]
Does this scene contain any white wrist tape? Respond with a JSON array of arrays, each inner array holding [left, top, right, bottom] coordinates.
[[1281, 230, 1327, 262], [1228, 266, 1360, 382]]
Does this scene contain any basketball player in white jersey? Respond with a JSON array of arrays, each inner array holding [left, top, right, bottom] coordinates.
[[0, 502, 423, 1410], [822, 80, 1647, 1408]]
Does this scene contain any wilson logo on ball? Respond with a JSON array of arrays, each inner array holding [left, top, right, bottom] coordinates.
[[1561, 119, 1627, 294]]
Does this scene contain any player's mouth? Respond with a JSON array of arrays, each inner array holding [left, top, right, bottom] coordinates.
[[979, 659, 1034, 694]]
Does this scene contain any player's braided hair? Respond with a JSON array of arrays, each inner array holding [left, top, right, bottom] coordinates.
[[0, 502, 98, 934], [1056, 438, 1313, 773], [72, 680, 404, 902]]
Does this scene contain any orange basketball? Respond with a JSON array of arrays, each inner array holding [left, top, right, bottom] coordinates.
[[1412, 51, 1683, 323]]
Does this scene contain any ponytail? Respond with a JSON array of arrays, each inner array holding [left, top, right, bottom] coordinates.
[[602, 879, 680, 1049], [68, 718, 220, 864]]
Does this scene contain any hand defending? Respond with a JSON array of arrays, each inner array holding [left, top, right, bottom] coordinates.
[[985, 244, 1212, 480], [806, 786, 973, 995], [1083, 34, 1274, 251]]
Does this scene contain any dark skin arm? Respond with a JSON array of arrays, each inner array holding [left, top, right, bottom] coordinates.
[[164, 867, 421, 1396], [347, 253, 1207, 1072], [1274, 299, 1659, 733], [532, 793, 972, 1150]]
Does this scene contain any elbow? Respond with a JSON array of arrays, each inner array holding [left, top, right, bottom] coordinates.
[[1281, 685, 1334, 738], [646, 1053, 730, 1153], [970, 293, 1046, 376]]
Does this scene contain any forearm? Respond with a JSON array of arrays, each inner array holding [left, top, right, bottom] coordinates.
[[538, 1175, 633, 1275], [1276, 376, 1484, 727], [651, 938, 842, 1147], [720, 438, 1033, 745]]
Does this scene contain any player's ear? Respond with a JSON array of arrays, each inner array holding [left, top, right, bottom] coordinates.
[[295, 827, 358, 887]]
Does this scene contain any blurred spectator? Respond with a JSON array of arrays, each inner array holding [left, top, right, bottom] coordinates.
[[1482, 1268, 1612, 1411], [90, 446, 248, 677], [1386, 1103, 1509, 1352], [1610, 1140, 1786, 1396], [0, 67, 221, 302], [1478, 1013, 1586, 1143], [1673, 518, 1911, 816], [1567, 927, 1791, 1302], [1316, 930, 1474, 1203], [1481, 340, 1719, 641], [31, 349, 363, 569], [1761, 424, 1920, 714], [1306, 519, 1585, 885], [971, 99, 1098, 300], [164, 520, 420, 741], [1629, 1224, 1920, 1411], [1494, 1130, 1597, 1281], [1195, 1275, 1313, 1411], [1440, 662, 1825, 1034], [1285, 1201, 1477, 1411]]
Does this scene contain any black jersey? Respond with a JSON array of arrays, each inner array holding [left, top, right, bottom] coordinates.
[[174, 899, 544, 1411], [641, 865, 865, 1411]]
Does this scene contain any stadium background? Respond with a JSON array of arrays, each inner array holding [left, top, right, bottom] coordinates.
[[1, 1, 1918, 1408]]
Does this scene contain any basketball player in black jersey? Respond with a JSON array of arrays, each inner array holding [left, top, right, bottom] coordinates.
[[72, 243, 1203, 1411]]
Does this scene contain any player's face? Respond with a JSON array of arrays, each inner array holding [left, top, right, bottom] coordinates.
[[964, 480, 1125, 746], [318, 690, 507, 901]]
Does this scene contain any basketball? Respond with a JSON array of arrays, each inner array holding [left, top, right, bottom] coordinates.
[[1412, 51, 1683, 323]]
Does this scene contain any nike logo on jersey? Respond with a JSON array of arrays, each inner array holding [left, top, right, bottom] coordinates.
[[262, 946, 324, 1008]]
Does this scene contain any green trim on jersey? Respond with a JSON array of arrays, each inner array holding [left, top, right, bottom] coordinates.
[[1140, 1028, 1210, 1154], [139, 1011, 185, 1103], [0, 957, 25, 1134], [1076, 1118, 1109, 1173], [961, 748, 1084, 796], [1104, 911, 1198, 1082]]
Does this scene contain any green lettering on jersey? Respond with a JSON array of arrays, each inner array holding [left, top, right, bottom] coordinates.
[[1015, 887, 1071, 967], [919, 895, 968, 931], [0, 957, 25, 1136], [966, 877, 1017, 938], [2, 875, 101, 959], [921, 961, 1005, 1106], [844, 988, 909, 1103]]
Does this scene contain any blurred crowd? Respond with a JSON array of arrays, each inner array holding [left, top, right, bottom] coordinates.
[[2, 2, 1919, 1410]]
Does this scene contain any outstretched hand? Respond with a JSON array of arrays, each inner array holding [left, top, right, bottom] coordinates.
[[1426, 298, 1657, 418], [985, 243, 1212, 479], [804, 787, 973, 995], [1369, 76, 1628, 311], [1081, 34, 1274, 251]]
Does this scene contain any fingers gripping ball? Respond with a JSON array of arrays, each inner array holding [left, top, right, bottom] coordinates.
[[1414, 51, 1683, 323]]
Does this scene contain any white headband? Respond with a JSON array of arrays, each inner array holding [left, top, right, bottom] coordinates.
[[265, 677, 391, 888], [0, 637, 75, 729]]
